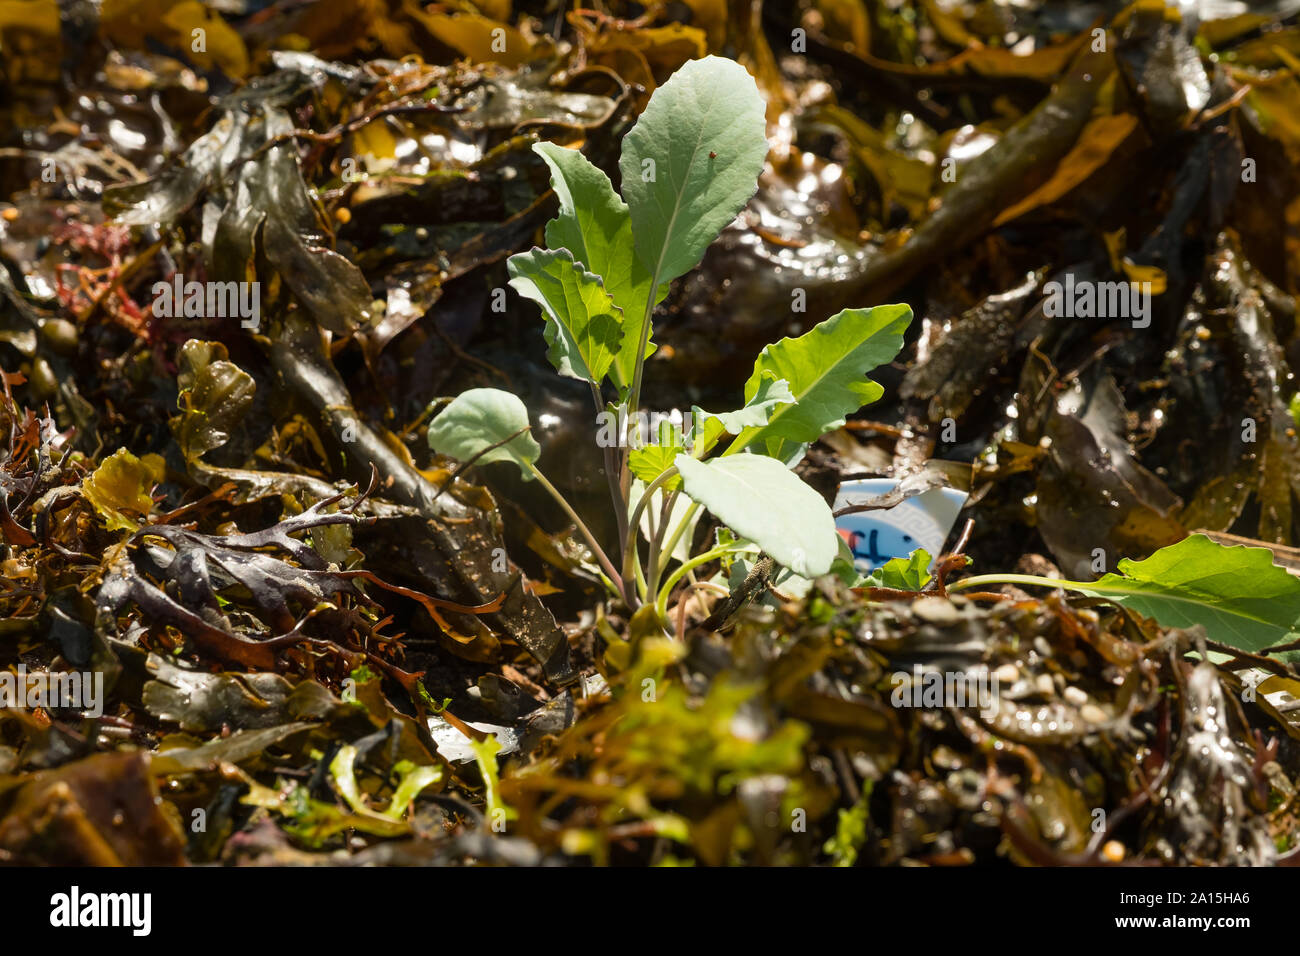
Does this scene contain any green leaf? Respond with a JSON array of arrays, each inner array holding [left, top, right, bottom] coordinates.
[[629, 444, 683, 490], [619, 56, 769, 286], [829, 537, 865, 587], [533, 142, 662, 387], [627, 409, 688, 488], [1065, 534, 1300, 655], [732, 305, 912, 459], [674, 453, 838, 577], [708, 373, 795, 433], [507, 247, 624, 386], [82, 448, 166, 533], [824, 781, 875, 866], [427, 388, 540, 479], [691, 372, 794, 455], [382, 761, 443, 822], [329, 746, 441, 826], [470, 734, 518, 825], [862, 550, 932, 590]]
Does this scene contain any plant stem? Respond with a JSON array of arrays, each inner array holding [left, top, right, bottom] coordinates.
[[621, 466, 680, 607], [947, 573, 1073, 593], [633, 550, 647, 602], [655, 542, 733, 622], [621, 283, 662, 602], [526, 462, 624, 595], [626, 283, 660, 445], [590, 382, 628, 565], [623, 464, 677, 549], [649, 500, 699, 595], [646, 487, 679, 598]]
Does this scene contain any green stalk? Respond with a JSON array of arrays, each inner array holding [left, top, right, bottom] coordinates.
[[622, 465, 679, 576], [645, 487, 679, 599], [591, 381, 628, 571], [626, 281, 661, 448], [621, 466, 681, 607], [526, 462, 624, 596], [633, 549, 648, 602], [947, 573, 1073, 592], [654, 542, 732, 622], [618, 276, 663, 603], [650, 500, 701, 598]]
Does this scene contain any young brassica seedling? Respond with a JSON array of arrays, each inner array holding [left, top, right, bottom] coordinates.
[[428, 55, 912, 626]]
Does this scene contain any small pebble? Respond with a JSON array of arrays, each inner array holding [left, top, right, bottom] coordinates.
[[931, 745, 961, 770], [994, 663, 1020, 684], [28, 357, 56, 399], [1035, 674, 1054, 697], [912, 596, 964, 624], [41, 318, 78, 355], [1081, 703, 1108, 725], [1063, 686, 1088, 707]]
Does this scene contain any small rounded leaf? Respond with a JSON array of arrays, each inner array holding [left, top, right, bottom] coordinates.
[[427, 388, 540, 479]]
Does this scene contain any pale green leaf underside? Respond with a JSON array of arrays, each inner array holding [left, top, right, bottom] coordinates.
[[1068, 534, 1300, 654], [674, 453, 838, 577], [733, 304, 912, 458], [619, 55, 769, 286], [427, 387, 539, 479], [507, 247, 623, 386], [533, 142, 661, 387]]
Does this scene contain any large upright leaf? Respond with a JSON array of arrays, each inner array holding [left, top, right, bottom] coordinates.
[[506, 248, 624, 385], [427, 388, 540, 479], [619, 56, 769, 286], [1066, 534, 1300, 655], [533, 142, 660, 387], [675, 454, 838, 577], [732, 305, 912, 458]]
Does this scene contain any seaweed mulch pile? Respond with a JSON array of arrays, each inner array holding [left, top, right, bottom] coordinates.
[[3, 0, 1300, 866]]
